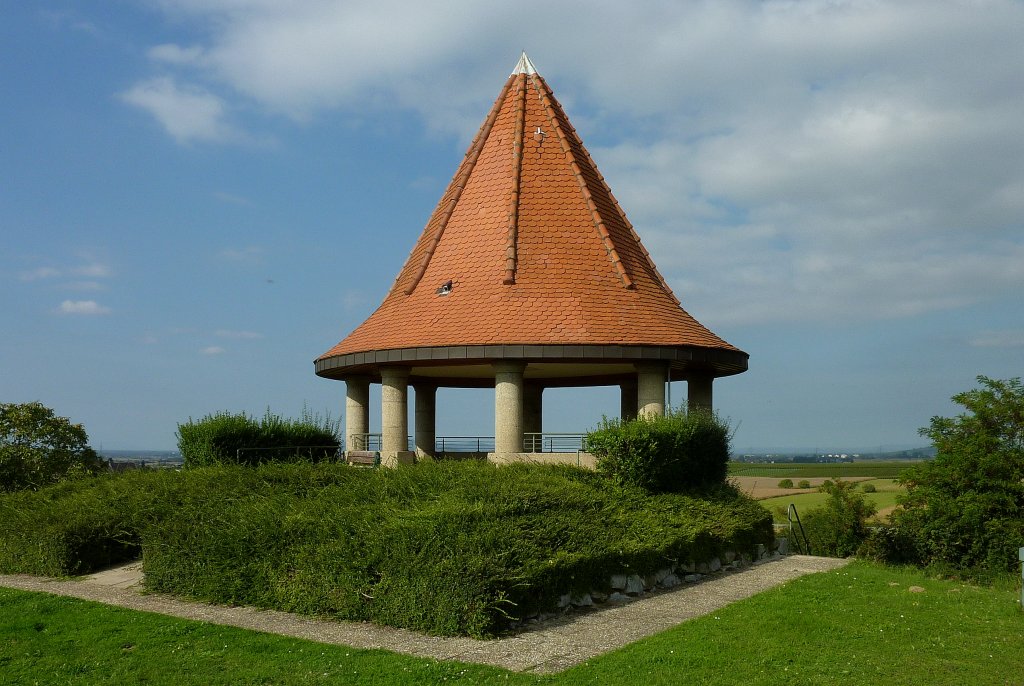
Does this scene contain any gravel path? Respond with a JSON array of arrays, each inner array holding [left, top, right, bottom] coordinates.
[[0, 555, 849, 674]]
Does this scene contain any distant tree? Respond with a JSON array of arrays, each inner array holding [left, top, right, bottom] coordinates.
[[0, 402, 103, 492], [870, 377, 1024, 575]]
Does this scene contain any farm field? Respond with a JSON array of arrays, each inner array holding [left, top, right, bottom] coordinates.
[[757, 479, 904, 523], [729, 460, 913, 523], [728, 460, 915, 479]]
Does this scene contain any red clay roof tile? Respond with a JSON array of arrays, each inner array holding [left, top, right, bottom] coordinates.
[[319, 56, 742, 362]]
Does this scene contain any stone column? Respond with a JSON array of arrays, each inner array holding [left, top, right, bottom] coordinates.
[[494, 361, 526, 455], [620, 378, 638, 422], [413, 383, 437, 458], [523, 382, 543, 451], [636, 362, 668, 418], [688, 373, 714, 412], [344, 375, 370, 451], [380, 367, 413, 466]]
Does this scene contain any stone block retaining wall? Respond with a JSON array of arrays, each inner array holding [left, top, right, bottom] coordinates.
[[511, 536, 790, 628]]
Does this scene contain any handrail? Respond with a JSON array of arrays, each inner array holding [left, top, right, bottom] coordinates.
[[787, 503, 812, 555], [347, 433, 592, 454], [435, 436, 495, 453], [349, 433, 383, 451], [235, 445, 342, 462], [522, 432, 588, 452]]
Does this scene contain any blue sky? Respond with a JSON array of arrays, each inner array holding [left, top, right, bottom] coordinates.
[[3, 1, 1023, 452]]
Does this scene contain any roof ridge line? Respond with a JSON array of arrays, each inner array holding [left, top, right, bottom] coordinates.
[[559, 117, 683, 306], [503, 73, 527, 285], [532, 74, 635, 291], [540, 90, 682, 306], [399, 75, 515, 296], [603, 180, 682, 306]]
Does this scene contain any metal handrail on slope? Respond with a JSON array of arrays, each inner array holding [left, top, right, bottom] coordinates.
[[788, 503, 812, 555]]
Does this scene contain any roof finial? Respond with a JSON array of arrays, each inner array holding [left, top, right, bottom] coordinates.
[[511, 51, 537, 76]]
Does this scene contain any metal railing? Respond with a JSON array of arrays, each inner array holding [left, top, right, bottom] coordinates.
[[522, 433, 589, 452], [435, 436, 495, 453], [787, 503, 812, 555], [345, 433, 590, 454], [235, 445, 342, 462], [348, 433, 384, 451]]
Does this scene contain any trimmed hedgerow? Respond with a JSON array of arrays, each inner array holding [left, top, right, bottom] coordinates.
[[586, 410, 732, 493], [0, 470, 182, 576], [141, 462, 772, 637], [0, 461, 773, 638], [176, 409, 340, 467]]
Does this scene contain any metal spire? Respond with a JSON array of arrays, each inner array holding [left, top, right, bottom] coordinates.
[[511, 51, 538, 76]]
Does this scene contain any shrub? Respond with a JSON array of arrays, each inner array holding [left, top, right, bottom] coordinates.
[[0, 402, 103, 492], [586, 409, 732, 493], [777, 478, 794, 488], [877, 377, 1024, 575], [176, 408, 339, 467], [861, 482, 877, 493], [140, 462, 773, 636], [800, 479, 877, 558], [797, 479, 811, 489], [0, 470, 182, 575], [0, 461, 774, 637]]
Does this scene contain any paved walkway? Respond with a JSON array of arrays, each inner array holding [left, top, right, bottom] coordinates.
[[0, 555, 849, 674]]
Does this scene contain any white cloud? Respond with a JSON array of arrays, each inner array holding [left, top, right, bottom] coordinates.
[[119, 77, 238, 144], [73, 262, 112, 278], [215, 329, 263, 339], [19, 267, 61, 281], [212, 191, 253, 206], [65, 281, 105, 292], [39, 9, 101, 36], [148, 43, 206, 66], [58, 300, 111, 315], [20, 261, 111, 281], [220, 246, 264, 262], [342, 290, 369, 312], [200, 346, 226, 355], [128, 0, 1024, 326]]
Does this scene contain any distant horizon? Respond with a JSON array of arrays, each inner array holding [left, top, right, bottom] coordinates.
[[97, 442, 935, 458]]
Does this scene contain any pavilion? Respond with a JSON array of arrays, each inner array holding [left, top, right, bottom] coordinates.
[[315, 53, 748, 466]]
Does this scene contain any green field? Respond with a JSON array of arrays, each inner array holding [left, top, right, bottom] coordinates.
[[2, 561, 1020, 685], [729, 461, 916, 479], [759, 479, 905, 523]]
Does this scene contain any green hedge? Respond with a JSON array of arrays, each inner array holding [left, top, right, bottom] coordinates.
[[176, 409, 340, 467], [0, 461, 773, 637], [586, 410, 731, 492], [0, 470, 181, 576]]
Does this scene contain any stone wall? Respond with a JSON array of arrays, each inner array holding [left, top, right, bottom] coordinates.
[[486, 452, 597, 469], [511, 536, 790, 628]]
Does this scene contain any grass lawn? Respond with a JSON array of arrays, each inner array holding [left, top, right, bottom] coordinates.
[[2, 561, 1020, 685], [759, 479, 905, 523]]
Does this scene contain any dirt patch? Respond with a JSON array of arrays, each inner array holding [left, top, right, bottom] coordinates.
[[874, 504, 898, 521], [732, 476, 873, 500]]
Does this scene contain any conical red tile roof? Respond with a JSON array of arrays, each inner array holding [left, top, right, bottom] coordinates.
[[317, 54, 746, 381]]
